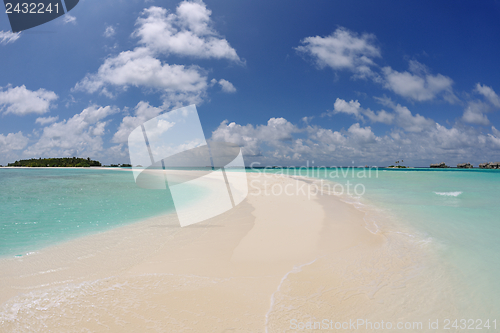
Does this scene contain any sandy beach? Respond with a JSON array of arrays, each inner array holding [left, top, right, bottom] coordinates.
[[0, 172, 459, 332]]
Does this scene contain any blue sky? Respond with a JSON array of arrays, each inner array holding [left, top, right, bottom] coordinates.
[[1, 0, 500, 166]]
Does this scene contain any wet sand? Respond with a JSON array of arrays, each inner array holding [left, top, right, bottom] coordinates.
[[0, 173, 458, 332]]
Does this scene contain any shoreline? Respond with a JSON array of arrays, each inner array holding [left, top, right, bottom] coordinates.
[[0, 172, 457, 331]]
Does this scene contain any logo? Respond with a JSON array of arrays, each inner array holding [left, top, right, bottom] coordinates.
[[4, 0, 79, 32], [127, 105, 248, 227]]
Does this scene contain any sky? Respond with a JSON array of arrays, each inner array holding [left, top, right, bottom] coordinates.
[[1, 0, 500, 167]]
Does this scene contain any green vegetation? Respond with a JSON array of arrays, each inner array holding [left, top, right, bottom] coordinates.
[[8, 157, 101, 167], [388, 160, 407, 168]]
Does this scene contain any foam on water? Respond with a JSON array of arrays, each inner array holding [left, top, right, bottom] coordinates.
[[435, 191, 463, 196]]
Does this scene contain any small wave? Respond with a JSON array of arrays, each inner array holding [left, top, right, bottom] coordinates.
[[434, 191, 462, 197]]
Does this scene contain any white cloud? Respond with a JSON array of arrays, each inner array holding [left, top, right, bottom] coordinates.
[[0, 31, 20, 45], [489, 128, 500, 148], [392, 104, 434, 132], [211, 115, 500, 166], [75, 1, 242, 108], [212, 118, 299, 157], [133, 2, 242, 62], [307, 127, 346, 146], [0, 85, 58, 115], [332, 98, 363, 120], [489, 134, 500, 148], [296, 27, 381, 79], [24, 105, 118, 157], [462, 100, 491, 126], [76, 1, 241, 109], [382, 61, 454, 102], [475, 83, 500, 107], [218, 79, 236, 93], [376, 97, 435, 132], [104, 25, 116, 38], [460, 84, 500, 126], [35, 116, 59, 125], [112, 101, 164, 143], [63, 14, 77, 24], [297, 29, 457, 103], [0, 132, 29, 154], [347, 123, 378, 143], [74, 47, 208, 104], [213, 117, 383, 163], [329, 98, 394, 124], [463, 108, 490, 126], [363, 108, 394, 124]]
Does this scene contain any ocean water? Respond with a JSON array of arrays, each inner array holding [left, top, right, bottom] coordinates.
[[0, 168, 206, 258], [274, 167, 500, 319], [1, 167, 499, 328]]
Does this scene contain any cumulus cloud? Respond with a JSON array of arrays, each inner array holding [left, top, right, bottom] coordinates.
[[35, 116, 59, 125], [210, 114, 500, 166], [0, 31, 21, 45], [489, 127, 500, 148], [112, 101, 164, 143], [296, 27, 381, 79], [133, 2, 242, 62], [475, 83, 500, 108], [212, 117, 389, 162], [462, 101, 491, 126], [208, 93, 500, 166], [75, 1, 240, 108], [297, 29, 457, 103], [460, 84, 500, 126], [104, 25, 116, 38], [347, 123, 378, 143], [74, 47, 208, 105], [218, 79, 236, 93], [212, 117, 381, 164], [376, 96, 435, 132], [24, 105, 118, 157], [382, 61, 455, 102], [0, 132, 29, 154], [212, 118, 299, 156], [0, 85, 58, 115], [328, 97, 433, 132], [328, 98, 394, 124], [330, 98, 363, 120]]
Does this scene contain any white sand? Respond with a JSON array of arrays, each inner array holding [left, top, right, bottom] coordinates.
[[0, 173, 459, 332]]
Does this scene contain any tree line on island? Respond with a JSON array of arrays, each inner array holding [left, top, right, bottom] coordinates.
[[5, 157, 132, 168], [2, 157, 499, 169]]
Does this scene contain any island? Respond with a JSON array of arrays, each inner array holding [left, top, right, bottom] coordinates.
[[7, 157, 102, 168]]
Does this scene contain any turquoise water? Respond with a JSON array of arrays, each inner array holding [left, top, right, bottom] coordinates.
[[0, 168, 185, 257], [268, 167, 500, 318], [2, 167, 499, 319]]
